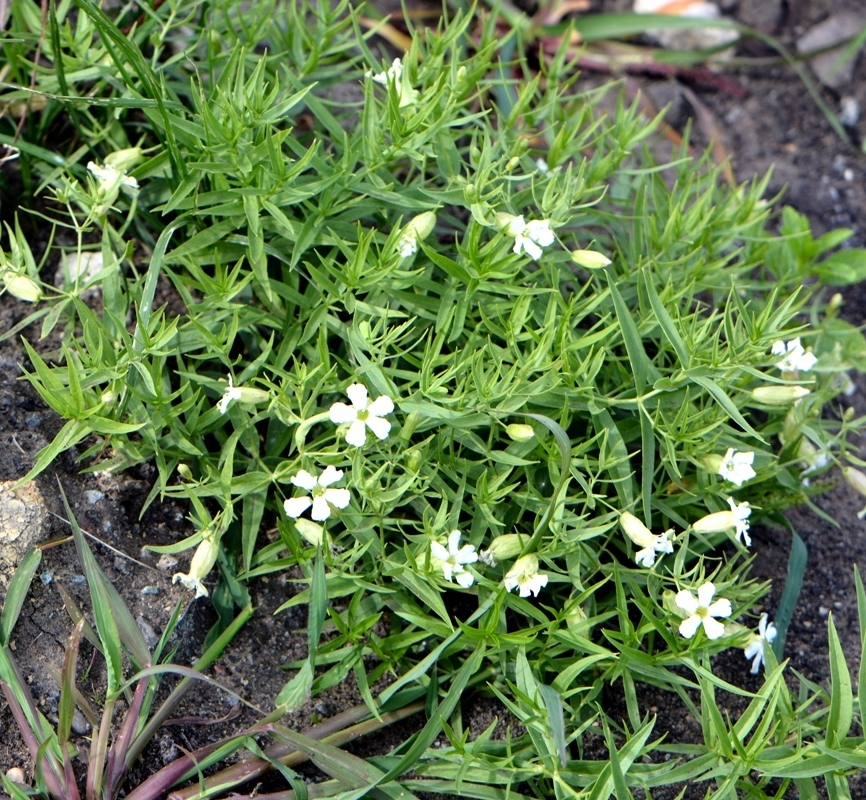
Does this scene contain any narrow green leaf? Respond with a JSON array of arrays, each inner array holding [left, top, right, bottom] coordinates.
[[826, 613, 853, 748], [605, 271, 660, 393], [276, 659, 314, 711], [0, 548, 42, 646], [689, 373, 765, 442], [854, 565, 866, 725], [772, 523, 808, 660], [640, 268, 689, 365], [57, 620, 84, 744], [308, 551, 327, 667]]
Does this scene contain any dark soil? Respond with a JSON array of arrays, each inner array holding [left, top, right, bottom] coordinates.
[[3, 0, 866, 797]]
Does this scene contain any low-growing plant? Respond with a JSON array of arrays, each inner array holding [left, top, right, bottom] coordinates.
[[4, 0, 866, 796]]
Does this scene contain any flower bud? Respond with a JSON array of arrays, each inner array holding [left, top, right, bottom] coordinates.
[[693, 511, 737, 534], [699, 454, 723, 474], [463, 183, 478, 203], [295, 518, 324, 547], [619, 511, 655, 548], [406, 449, 423, 473], [100, 389, 118, 404], [506, 156, 520, 171], [235, 386, 271, 405], [173, 535, 219, 598], [570, 249, 611, 269], [177, 463, 193, 480], [506, 423, 535, 442], [4, 273, 42, 302], [751, 385, 811, 405], [456, 65, 467, 82], [399, 410, 422, 442], [406, 211, 436, 242], [104, 146, 144, 172], [827, 293, 843, 316], [480, 533, 529, 565], [843, 467, 866, 497]]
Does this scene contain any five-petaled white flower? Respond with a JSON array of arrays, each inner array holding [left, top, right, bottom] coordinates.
[[504, 215, 555, 261], [284, 466, 351, 521], [718, 448, 756, 487], [676, 582, 732, 640], [329, 383, 394, 447], [217, 374, 243, 414], [744, 613, 777, 674], [772, 338, 817, 373], [430, 530, 478, 588], [504, 554, 549, 598]]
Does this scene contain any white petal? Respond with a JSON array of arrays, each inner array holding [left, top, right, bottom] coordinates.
[[771, 341, 786, 355], [367, 395, 394, 417], [526, 219, 555, 247], [707, 598, 732, 619], [635, 548, 656, 568], [675, 589, 699, 615], [447, 530, 463, 554], [765, 622, 777, 643], [318, 465, 344, 487], [284, 496, 312, 518], [454, 545, 478, 565], [329, 402, 357, 424], [503, 574, 519, 592], [291, 470, 317, 491], [525, 573, 548, 597], [430, 542, 449, 562], [697, 582, 716, 607], [518, 582, 533, 598], [749, 651, 763, 674], [512, 237, 525, 257], [311, 496, 333, 521], [441, 562, 454, 582], [702, 616, 726, 640], [346, 383, 369, 410], [365, 415, 391, 441], [679, 615, 702, 638], [505, 215, 526, 236], [455, 569, 475, 588], [323, 487, 351, 510], [522, 238, 543, 261], [345, 419, 368, 447]]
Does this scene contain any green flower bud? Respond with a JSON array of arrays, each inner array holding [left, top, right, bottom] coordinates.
[[236, 386, 271, 405], [177, 464, 193, 480], [570, 249, 611, 269], [751, 385, 811, 405], [692, 510, 738, 534], [480, 533, 529, 565], [406, 211, 436, 242], [506, 423, 535, 442], [295, 518, 324, 547], [456, 65, 467, 82], [4, 273, 41, 303], [104, 147, 144, 172], [506, 156, 520, 171], [843, 467, 866, 497], [100, 389, 118, 404], [173, 534, 219, 598], [699, 454, 724, 474], [619, 511, 655, 548]]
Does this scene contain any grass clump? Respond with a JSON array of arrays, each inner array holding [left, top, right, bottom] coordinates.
[[4, 0, 866, 797]]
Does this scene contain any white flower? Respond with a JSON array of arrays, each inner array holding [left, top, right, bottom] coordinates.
[[619, 512, 674, 568], [430, 530, 478, 588], [718, 448, 756, 487], [727, 497, 752, 546], [535, 158, 555, 177], [329, 383, 394, 447], [675, 582, 732, 640], [503, 554, 548, 598], [744, 613, 777, 674], [365, 57, 417, 107], [396, 231, 418, 258], [217, 374, 243, 414], [87, 160, 138, 191], [502, 215, 555, 261], [284, 466, 351, 522], [366, 57, 403, 85], [772, 338, 817, 373]]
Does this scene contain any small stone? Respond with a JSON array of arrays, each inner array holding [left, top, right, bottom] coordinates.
[[71, 709, 90, 735], [819, 606, 829, 617], [141, 585, 160, 595], [0, 481, 49, 569], [797, 13, 866, 89], [136, 616, 159, 649], [156, 554, 178, 572], [5, 766, 26, 784], [834, 601, 843, 609], [39, 571, 53, 586], [84, 490, 105, 505], [24, 413, 40, 429], [69, 574, 86, 585], [844, 168, 855, 182], [840, 96, 860, 127], [314, 702, 332, 717]]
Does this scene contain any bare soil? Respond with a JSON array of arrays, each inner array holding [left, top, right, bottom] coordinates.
[[3, 0, 866, 797]]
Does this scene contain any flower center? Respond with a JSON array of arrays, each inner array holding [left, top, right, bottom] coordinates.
[[357, 409, 369, 421], [312, 485, 325, 498], [696, 606, 709, 619]]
